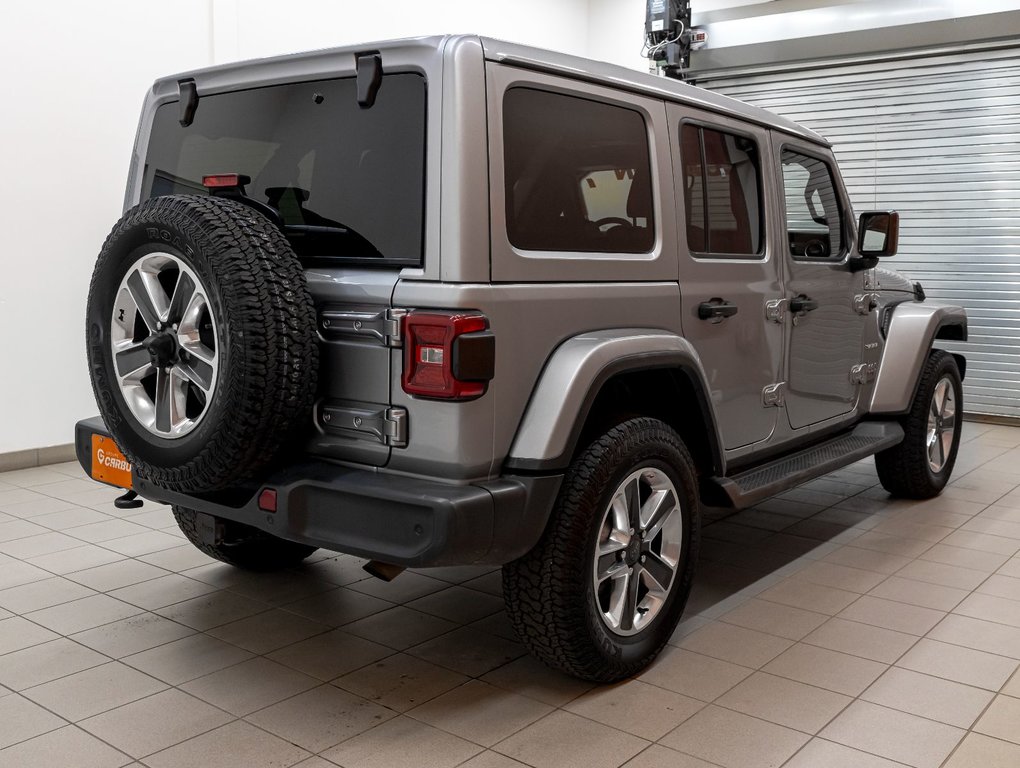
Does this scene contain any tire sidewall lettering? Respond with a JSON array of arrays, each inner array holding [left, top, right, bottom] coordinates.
[[144, 227, 196, 258]]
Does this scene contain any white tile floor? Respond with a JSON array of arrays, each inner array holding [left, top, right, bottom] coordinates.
[[1, 421, 1020, 767]]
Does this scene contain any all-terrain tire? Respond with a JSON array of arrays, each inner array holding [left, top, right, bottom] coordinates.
[[502, 417, 700, 682], [876, 350, 963, 499], [86, 195, 318, 492], [173, 506, 316, 571]]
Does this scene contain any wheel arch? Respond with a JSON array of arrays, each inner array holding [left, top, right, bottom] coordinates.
[[870, 303, 968, 415], [504, 330, 724, 476]]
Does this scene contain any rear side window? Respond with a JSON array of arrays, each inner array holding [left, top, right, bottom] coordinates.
[[503, 88, 654, 253], [680, 124, 763, 257], [781, 149, 844, 260], [143, 73, 426, 266]]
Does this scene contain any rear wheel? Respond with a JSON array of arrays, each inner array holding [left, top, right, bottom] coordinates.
[[876, 350, 963, 498], [172, 506, 317, 571], [502, 417, 700, 682]]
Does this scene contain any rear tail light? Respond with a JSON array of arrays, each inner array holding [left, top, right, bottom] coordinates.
[[402, 312, 495, 400]]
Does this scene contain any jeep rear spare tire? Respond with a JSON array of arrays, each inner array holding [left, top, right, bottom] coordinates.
[[86, 195, 318, 492]]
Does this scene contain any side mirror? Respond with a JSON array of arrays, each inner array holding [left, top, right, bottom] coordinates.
[[858, 211, 899, 257]]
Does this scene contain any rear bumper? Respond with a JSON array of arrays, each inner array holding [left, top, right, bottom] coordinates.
[[75, 416, 560, 567]]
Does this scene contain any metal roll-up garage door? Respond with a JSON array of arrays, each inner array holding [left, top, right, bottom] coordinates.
[[695, 45, 1020, 420]]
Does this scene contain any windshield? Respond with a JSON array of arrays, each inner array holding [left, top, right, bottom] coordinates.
[[142, 73, 426, 266]]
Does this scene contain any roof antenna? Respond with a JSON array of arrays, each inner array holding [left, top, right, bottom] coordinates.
[[356, 53, 383, 108]]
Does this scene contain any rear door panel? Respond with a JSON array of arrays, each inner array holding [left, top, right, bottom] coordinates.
[[667, 105, 784, 451]]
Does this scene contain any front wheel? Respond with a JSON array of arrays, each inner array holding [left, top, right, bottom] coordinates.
[[502, 417, 700, 682], [876, 350, 963, 498]]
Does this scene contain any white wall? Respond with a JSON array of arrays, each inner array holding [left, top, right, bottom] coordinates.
[[588, 0, 649, 72], [0, 1, 213, 454], [211, 0, 592, 62], [0, 0, 645, 456]]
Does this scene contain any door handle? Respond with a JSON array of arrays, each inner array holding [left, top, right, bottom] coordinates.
[[698, 300, 739, 320], [790, 295, 819, 313]]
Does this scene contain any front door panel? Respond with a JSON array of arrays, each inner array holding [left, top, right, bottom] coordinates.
[[668, 106, 784, 450], [777, 140, 867, 429]]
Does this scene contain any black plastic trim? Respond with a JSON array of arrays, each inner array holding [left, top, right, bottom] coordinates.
[[702, 421, 905, 509], [452, 330, 496, 381], [697, 300, 739, 320], [935, 320, 967, 342], [503, 353, 724, 475], [951, 353, 967, 381], [75, 417, 561, 567]]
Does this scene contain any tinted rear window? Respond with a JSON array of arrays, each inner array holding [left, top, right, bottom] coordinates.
[[143, 73, 426, 266], [503, 87, 654, 254]]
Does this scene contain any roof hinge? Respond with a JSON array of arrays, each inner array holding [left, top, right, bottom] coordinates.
[[356, 52, 383, 108], [178, 78, 199, 127]]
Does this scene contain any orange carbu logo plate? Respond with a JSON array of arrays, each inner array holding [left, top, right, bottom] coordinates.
[[91, 434, 133, 489]]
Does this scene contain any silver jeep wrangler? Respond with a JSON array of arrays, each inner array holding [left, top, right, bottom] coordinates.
[[78, 35, 967, 681]]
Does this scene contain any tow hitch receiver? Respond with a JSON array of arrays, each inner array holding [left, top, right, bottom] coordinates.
[[114, 490, 144, 510], [195, 512, 222, 547]]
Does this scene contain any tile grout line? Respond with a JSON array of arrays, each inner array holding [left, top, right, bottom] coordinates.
[[5, 436, 1020, 767]]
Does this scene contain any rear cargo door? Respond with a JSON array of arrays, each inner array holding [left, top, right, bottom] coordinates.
[[307, 268, 404, 465], [140, 72, 427, 465]]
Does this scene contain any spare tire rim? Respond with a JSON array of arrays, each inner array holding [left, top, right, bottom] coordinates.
[[927, 375, 957, 473], [110, 252, 219, 439], [592, 467, 683, 637]]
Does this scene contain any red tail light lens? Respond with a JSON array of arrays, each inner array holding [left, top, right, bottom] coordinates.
[[402, 312, 493, 400], [202, 173, 250, 189]]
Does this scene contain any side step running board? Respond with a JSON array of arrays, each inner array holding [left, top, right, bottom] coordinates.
[[702, 421, 904, 509]]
